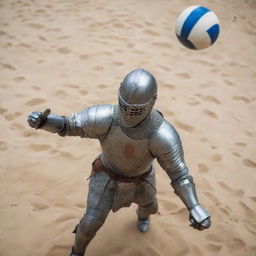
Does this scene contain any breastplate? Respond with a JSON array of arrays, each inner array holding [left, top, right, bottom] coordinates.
[[100, 124, 154, 177]]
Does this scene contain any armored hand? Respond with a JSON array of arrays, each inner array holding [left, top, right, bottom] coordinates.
[[189, 204, 211, 230], [172, 175, 211, 231], [27, 108, 51, 129]]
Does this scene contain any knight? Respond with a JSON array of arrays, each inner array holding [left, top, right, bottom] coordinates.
[[27, 69, 211, 256]]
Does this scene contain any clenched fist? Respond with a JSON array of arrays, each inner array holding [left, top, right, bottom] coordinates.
[[189, 204, 211, 231], [27, 108, 51, 129]]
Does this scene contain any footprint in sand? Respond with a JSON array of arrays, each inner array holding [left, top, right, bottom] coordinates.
[[175, 72, 191, 79], [245, 131, 254, 137], [14, 76, 26, 82], [152, 42, 170, 48], [186, 98, 201, 106], [93, 65, 105, 71], [218, 181, 244, 196], [26, 98, 46, 106], [113, 61, 124, 66], [202, 95, 221, 104], [232, 96, 250, 103], [31, 201, 49, 211], [79, 89, 88, 95], [98, 84, 107, 89], [235, 142, 247, 147], [250, 196, 256, 203], [243, 158, 256, 168], [126, 43, 134, 48], [59, 151, 75, 159], [57, 47, 71, 54], [233, 152, 241, 157], [144, 29, 160, 36], [198, 163, 209, 173], [38, 35, 47, 42], [212, 154, 222, 162], [4, 112, 22, 121], [26, 23, 45, 29], [79, 54, 89, 60], [157, 65, 171, 72], [30, 144, 51, 151], [164, 84, 175, 90], [174, 120, 194, 133], [0, 141, 8, 151], [54, 90, 68, 97], [203, 110, 218, 119], [0, 63, 16, 71], [0, 107, 8, 115], [206, 243, 222, 252], [224, 79, 234, 86]]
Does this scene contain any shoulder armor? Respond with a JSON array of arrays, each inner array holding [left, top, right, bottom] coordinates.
[[149, 120, 182, 157], [149, 120, 187, 180], [84, 104, 114, 137]]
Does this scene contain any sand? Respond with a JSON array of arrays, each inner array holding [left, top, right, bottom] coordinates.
[[0, 0, 256, 255]]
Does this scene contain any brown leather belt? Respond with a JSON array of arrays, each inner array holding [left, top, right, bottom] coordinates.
[[92, 157, 151, 184]]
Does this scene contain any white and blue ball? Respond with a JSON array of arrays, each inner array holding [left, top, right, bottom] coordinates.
[[175, 6, 220, 50]]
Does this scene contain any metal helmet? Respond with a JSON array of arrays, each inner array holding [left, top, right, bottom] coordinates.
[[118, 69, 157, 127]]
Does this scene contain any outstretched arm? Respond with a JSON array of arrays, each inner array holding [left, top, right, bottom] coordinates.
[[27, 105, 114, 138], [149, 120, 211, 230]]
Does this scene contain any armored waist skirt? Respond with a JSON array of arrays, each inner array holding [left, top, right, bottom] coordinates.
[[88, 157, 157, 212]]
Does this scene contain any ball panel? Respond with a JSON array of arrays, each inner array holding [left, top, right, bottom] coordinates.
[[207, 24, 220, 45], [188, 11, 220, 49], [175, 6, 199, 36], [190, 32, 212, 50], [180, 6, 210, 39], [176, 34, 196, 49]]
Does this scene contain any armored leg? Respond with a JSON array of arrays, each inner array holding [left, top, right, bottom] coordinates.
[[72, 207, 110, 255], [136, 199, 158, 232], [71, 170, 115, 255], [137, 199, 158, 220], [134, 172, 158, 232]]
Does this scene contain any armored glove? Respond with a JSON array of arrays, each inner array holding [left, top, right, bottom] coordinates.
[[189, 204, 211, 230], [27, 108, 51, 129]]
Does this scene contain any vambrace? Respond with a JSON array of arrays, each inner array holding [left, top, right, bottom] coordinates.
[[171, 175, 199, 210], [171, 175, 210, 223], [41, 114, 65, 133]]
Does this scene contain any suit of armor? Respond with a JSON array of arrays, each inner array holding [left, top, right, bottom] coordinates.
[[28, 69, 211, 256]]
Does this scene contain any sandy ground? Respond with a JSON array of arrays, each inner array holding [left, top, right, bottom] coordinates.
[[0, 0, 256, 255]]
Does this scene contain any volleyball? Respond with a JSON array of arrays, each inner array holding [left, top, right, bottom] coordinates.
[[175, 6, 220, 50]]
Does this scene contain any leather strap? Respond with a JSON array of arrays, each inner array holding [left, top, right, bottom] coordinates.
[[92, 157, 151, 184]]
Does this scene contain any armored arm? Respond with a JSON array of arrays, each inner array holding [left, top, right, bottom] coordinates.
[[149, 120, 210, 230], [27, 105, 114, 138]]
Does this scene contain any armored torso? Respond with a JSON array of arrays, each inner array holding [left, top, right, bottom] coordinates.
[[100, 106, 164, 177]]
